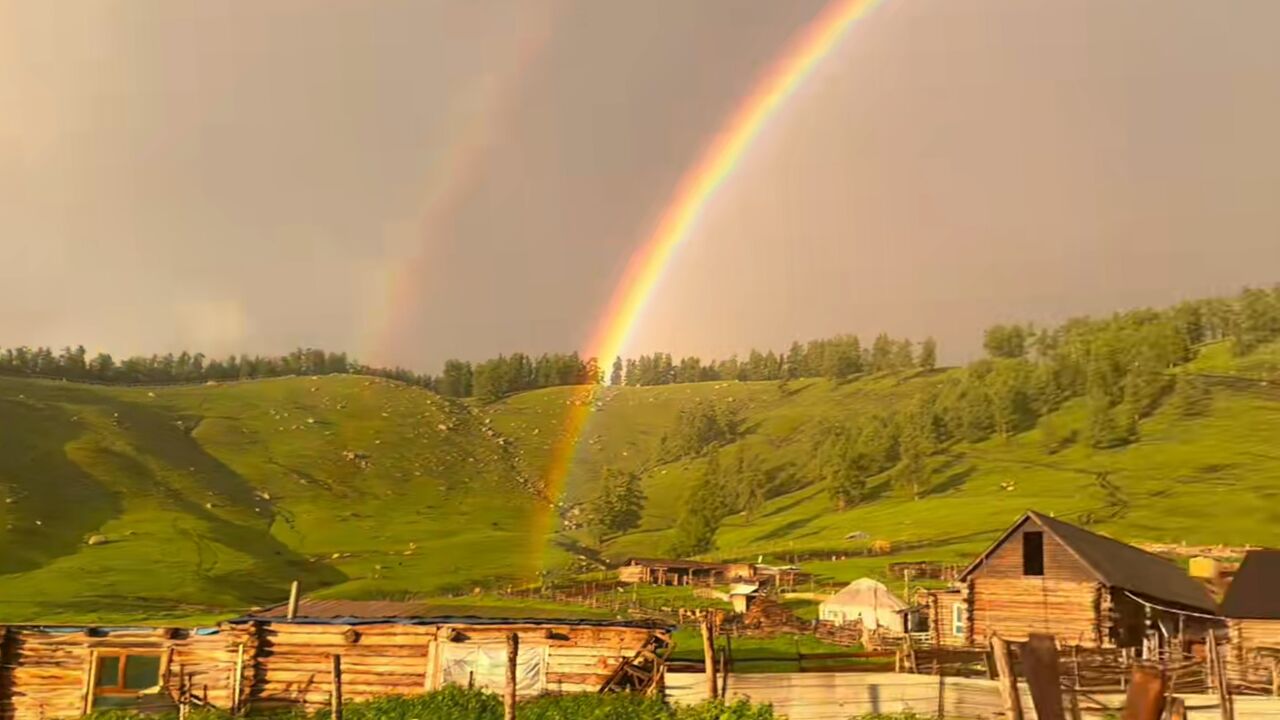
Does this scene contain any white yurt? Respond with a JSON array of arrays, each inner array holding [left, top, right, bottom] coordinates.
[[818, 577, 907, 629]]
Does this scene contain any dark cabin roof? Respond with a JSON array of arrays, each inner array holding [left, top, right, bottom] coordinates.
[[1222, 550, 1280, 619], [961, 511, 1218, 614], [234, 599, 669, 629]]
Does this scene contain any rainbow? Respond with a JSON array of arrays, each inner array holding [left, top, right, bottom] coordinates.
[[528, 0, 885, 573], [362, 7, 558, 368]]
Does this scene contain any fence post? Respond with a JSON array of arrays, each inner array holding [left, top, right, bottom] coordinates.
[[991, 636, 1025, 720], [505, 632, 519, 720], [331, 654, 343, 720], [1023, 634, 1066, 720], [1121, 665, 1165, 720], [720, 633, 731, 701], [701, 614, 718, 700]]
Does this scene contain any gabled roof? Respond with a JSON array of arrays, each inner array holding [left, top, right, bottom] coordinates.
[[1222, 550, 1280, 619], [961, 511, 1218, 614]]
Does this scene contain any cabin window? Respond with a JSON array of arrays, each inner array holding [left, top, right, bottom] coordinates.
[[951, 603, 966, 637], [1022, 531, 1045, 576], [95, 653, 162, 695]]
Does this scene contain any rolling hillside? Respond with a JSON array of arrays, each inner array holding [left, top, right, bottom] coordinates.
[[2, 340, 1280, 622]]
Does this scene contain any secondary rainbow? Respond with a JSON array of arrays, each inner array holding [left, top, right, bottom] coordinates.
[[527, 0, 886, 572]]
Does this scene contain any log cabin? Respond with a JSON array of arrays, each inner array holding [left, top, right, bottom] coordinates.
[[1222, 549, 1280, 691], [0, 601, 671, 717], [929, 511, 1220, 652]]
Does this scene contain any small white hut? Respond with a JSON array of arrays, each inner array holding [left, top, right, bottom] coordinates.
[[819, 578, 907, 629]]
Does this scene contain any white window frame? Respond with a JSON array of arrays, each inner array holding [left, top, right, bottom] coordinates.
[[951, 602, 966, 637]]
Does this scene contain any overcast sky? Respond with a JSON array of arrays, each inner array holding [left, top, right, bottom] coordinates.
[[3, 0, 1279, 371]]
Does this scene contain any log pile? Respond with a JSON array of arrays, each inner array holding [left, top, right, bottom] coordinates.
[[737, 599, 805, 636], [814, 620, 865, 647]]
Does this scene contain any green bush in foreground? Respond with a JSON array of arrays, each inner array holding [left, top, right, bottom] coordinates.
[[86, 687, 782, 720]]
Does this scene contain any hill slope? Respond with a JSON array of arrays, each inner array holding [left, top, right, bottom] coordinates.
[[2, 340, 1280, 621], [0, 375, 557, 622]]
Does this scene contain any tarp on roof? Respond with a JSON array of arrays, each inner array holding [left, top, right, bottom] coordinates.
[[1222, 550, 1280, 619], [962, 511, 1218, 614], [818, 578, 906, 629]]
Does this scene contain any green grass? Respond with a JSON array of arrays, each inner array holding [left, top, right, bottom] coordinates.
[[4, 339, 1280, 622]]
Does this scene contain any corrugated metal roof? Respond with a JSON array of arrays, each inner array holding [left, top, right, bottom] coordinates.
[[232, 599, 670, 629]]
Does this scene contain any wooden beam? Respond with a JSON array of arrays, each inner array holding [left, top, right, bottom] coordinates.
[[81, 648, 99, 717], [991, 636, 1024, 720], [231, 642, 246, 715], [504, 632, 519, 720], [286, 580, 301, 621]]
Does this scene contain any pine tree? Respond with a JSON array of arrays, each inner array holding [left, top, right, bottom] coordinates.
[[610, 357, 623, 386], [918, 338, 937, 370]]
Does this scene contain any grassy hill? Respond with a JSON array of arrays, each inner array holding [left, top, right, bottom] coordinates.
[[2, 340, 1280, 623]]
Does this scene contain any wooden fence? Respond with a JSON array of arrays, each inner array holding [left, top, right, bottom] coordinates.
[[666, 672, 1280, 720]]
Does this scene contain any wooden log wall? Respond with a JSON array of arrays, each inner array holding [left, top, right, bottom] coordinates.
[[250, 622, 662, 711], [1228, 620, 1280, 695], [0, 625, 252, 720], [970, 577, 1105, 648], [0, 622, 665, 716], [0, 627, 14, 720]]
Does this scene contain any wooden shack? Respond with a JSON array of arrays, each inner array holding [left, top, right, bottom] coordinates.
[[617, 558, 739, 586], [931, 511, 1219, 652], [1223, 549, 1280, 691], [0, 601, 671, 717]]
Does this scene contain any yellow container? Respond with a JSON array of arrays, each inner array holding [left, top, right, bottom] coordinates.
[[1188, 556, 1220, 579]]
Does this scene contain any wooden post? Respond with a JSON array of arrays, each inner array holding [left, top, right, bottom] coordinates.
[[286, 580, 300, 620], [937, 672, 946, 720], [1023, 634, 1066, 720], [505, 632, 519, 720], [1272, 658, 1279, 697], [81, 648, 99, 716], [1167, 696, 1187, 720], [991, 636, 1024, 720], [720, 633, 731, 700], [330, 654, 343, 720], [700, 614, 718, 700], [231, 642, 245, 715], [1122, 665, 1166, 720]]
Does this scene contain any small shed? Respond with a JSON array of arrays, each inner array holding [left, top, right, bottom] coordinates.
[[728, 583, 761, 614], [617, 558, 729, 586], [819, 578, 907, 630], [1223, 550, 1280, 688]]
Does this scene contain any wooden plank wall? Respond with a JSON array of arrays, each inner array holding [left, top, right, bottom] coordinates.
[[1, 626, 252, 720]]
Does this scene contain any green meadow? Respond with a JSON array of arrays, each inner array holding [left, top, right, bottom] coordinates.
[[2, 339, 1279, 623]]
